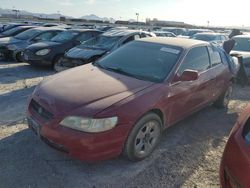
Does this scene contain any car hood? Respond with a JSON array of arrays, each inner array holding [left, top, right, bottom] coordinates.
[[27, 41, 62, 51], [231, 50, 250, 58], [0, 37, 22, 46], [65, 46, 107, 60], [33, 64, 153, 117]]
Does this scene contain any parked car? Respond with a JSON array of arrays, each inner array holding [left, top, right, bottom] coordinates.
[[191, 32, 228, 45], [154, 31, 176, 37], [0, 23, 26, 33], [231, 35, 250, 78], [54, 29, 155, 72], [0, 25, 35, 39], [23, 29, 102, 67], [162, 27, 188, 36], [220, 105, 250, 188], [0, 27, 64, 61], [187, 29, 214, 38], [27, 37, 232, 162]]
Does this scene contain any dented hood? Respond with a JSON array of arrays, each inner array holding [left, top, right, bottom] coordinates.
[[34, 64, 153, 116], [65, 46, 107, 60]]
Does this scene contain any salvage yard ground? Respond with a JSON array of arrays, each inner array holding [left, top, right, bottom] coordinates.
[[0, 60, 249, 188]]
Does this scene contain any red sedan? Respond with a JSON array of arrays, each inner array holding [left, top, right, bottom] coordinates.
[[27, 37, 233, 162], [220, 105, 250, 187]]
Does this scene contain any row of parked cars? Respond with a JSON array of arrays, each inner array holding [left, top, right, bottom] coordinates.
[[1, 22, 250, 187]]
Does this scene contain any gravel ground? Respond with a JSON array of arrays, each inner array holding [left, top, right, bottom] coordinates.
[[0, 60, 249, 188]]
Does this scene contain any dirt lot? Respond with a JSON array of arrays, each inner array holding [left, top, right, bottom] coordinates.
[[0, 59, 249, 188]]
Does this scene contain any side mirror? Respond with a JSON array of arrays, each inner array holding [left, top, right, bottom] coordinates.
[[180, 69, 199, 82]]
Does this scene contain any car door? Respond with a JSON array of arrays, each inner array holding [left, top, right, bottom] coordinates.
[[167, 46, 213, 124], [207, 45, 230, 99]]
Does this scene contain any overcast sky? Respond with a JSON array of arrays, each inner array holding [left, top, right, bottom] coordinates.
[[1, 0, 249, 26]]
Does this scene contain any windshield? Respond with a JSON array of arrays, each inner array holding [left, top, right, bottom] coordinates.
[[51, 31, 79, 43], [192, 34, 217, 41], [95, 41, 182, 82], [233, 38, 250, 52], [14, 29, 41, 40], [2, 27, 23, 35], [80, 35, 121, 50]]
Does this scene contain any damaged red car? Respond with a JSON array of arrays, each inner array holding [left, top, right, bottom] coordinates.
[[220, 105, 250, 188], [27, 37, 233, 162]]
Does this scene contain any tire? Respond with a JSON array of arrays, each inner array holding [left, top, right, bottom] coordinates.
[[213, 85, 233, 108], [15, 52, 23, 62], [123, 113, 162, 161], [53, 55, 64, 72]]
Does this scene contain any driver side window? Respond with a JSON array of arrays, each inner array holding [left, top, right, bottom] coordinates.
[[178, 46, 210, 75]]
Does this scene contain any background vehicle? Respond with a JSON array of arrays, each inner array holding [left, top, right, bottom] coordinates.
[[154, 31, 176, 37], [27, 38, 232, 162], [231, 35, 250, 78], [162, 27, 188, 36], [0, 27, 64, 61], [0, 25, 36, 39], [23, 29, 103, 67], [0, 23, 26, 33], [54, 29, 155, 71], [220, 105, 250, 188], [187, 29, 214, 38], [191, 32, 228, 45]]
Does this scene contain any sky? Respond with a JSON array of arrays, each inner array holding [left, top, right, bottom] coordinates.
[[1, 0, 249, 26]]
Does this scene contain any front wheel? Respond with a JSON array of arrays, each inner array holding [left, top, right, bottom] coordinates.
[[213, 85, 233, 108], [123, 113, 162, 161]]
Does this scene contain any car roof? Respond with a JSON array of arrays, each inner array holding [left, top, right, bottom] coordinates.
[[138, 37, 208, 49], [67, 29, 102, 33], [18, 25, 37, 29], [32, 27, 65, 31], [102, 29, 147, 37], [233, 35, 250, 39], [194, 32, 224, 36], [154, 31, 174, 34]]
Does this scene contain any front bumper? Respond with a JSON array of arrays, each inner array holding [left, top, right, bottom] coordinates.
[[27, 98, 131, 162], [23, 50, 53, 66], [220, 127, 250, 188], [0, 46, 12, 59]]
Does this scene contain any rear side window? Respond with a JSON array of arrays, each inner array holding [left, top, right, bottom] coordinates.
[[207, 46, 222, 67], [178, 46, 210, 74]]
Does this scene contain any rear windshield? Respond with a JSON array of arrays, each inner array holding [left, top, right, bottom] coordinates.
[[233, 38, 250, 52], [80, 35, 122, 50], [14, 29, 41, 40], [51, 31, 79, 43], [192, 34, 217, 41], [95, 41, 182, 82]]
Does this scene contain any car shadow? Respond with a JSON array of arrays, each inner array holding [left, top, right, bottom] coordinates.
[[0, 61, 54, 84], [0, 106, 239, 188]]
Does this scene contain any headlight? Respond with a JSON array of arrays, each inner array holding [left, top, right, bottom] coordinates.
[[7, 45, 16, 50], [36, 49, 51, 56], [60, 116, 118, 133]]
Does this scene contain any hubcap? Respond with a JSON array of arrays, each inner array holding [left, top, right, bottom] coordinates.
[[134, 121, 160, 158]]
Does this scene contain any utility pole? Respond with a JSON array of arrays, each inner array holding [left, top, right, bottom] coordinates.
[[136, 13, 139, 29]]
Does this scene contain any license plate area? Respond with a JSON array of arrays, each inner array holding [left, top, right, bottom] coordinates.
[[28, 117, 41, 137]]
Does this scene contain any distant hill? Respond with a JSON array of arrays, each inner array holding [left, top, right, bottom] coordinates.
[[0, 8, 116, 22]]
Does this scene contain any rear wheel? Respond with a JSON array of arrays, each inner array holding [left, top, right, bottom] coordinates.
[[214, 85, 233, 108], [123, 113, 162, 161], [15, 52, 23, 62]]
